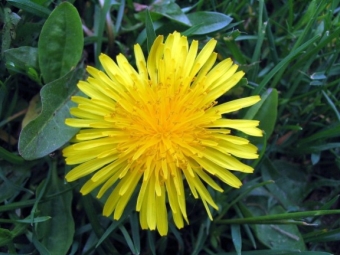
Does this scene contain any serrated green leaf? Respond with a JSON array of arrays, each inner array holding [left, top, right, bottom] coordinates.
[[186, 11, 232, 35], [35, 167, 74, 255], [18, 67, 84, 160], [38, 2, 83, 84]]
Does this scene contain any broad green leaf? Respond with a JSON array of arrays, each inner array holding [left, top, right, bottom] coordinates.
[[4, 46, 39, 71], [38, 2, 83, 84], [151, 1, 191, 26], [22, 94, 41, 128], [35, 168, 74, 255], [7, 0, 50, 18], [181, 24, 204, 37], [186, 11, 232, 35], [18, 67, 84, 160], [4, 46, 41, 83], [253, 206, 306, 251], [261, 158, 308, 209], [13, 21, 43, 47]]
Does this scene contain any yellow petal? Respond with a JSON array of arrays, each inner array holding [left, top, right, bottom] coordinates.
[[114, 170, 142, 219], [213, 95, 261, 114], [156, 185, 168, 236], [65, 154, 117, 181]]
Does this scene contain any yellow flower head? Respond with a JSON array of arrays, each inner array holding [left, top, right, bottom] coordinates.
[[63, 31, 262, 236]]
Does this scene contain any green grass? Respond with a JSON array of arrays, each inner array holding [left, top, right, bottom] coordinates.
[[1, 0, 340, 254]]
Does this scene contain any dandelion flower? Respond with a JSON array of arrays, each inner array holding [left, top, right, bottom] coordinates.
[[63, 31, 262, 236]]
